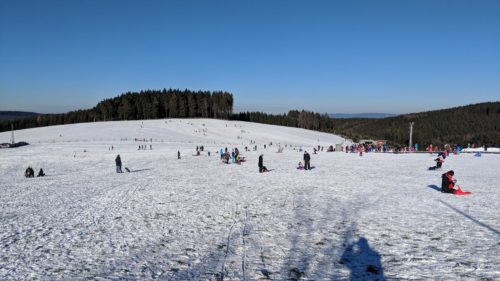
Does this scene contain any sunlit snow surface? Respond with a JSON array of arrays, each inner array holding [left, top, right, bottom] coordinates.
[[1, 119, 499, 280]]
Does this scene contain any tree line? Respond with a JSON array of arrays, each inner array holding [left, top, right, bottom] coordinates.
[[1, 89, 498, 147], [232, 110, 335, 132], [0, 89, 233, 133], [332, 102, 500, 147]]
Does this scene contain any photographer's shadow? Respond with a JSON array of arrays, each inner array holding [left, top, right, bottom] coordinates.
[[340, 237, 386, 281]]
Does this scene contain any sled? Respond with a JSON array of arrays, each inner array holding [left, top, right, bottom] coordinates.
[[428, 167, 441, 170], [125, 167, 131, 172], [453, 185, 471, 196], [453, 190, 471, 196], [297, 166, 315, 170], [260, 169, 274, 173]]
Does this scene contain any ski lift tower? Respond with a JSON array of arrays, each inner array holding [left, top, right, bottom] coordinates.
[[409, 122, 415, 150], [10, 123, 15, 144]]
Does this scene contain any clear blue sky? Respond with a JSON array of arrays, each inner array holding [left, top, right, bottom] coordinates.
[[1, 0, 499, 114]]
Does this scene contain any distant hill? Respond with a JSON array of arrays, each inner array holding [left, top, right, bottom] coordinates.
[[332, 102, 500, 146], [0, 111, 39, 121], [329, 113, 396, 119]]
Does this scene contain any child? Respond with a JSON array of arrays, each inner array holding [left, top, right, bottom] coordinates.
[[37, 168, 45, 177], [429, 155, 444, 170], [441, 170, 456, 193], [441, 170, 471, 195]]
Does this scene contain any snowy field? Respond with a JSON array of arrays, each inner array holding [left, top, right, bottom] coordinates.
[[0, 119, 499, 280]]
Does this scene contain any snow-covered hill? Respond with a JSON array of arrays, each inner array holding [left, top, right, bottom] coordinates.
[[0, 119, 498, 280], [1, 119, 348, 146]]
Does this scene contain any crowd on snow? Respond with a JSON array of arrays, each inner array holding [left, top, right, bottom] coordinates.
[[24, 135, 474, 195], [342, 142, 472, 154]]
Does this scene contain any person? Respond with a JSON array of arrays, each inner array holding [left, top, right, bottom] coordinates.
[[297, 161, 304, 170], [258, 154, 268, 173], [429, 155, 444, 170], [437, 151, 447, 159], [115, 154, 123, 173], [441, 170, 471, 195], [436, 156, 444, 168], [303, 151, 311, 170], [178, 150, 181, 159], [37, 168, 45, 177], [24, 166, 34, 178], [358, 145, 364, 156], [441, 170, 456, 193]]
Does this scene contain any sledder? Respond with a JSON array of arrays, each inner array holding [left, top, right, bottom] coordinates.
[[297, 161, 304, 170], [429, 155, 444, 170], [258, 154, 270, 173], [441, 170, 471, 195], [24, 166, 34, 178]]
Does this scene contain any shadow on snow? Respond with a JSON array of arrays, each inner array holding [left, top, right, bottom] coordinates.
[[427, 184, 442, 192], [440, 200, 500, 236]]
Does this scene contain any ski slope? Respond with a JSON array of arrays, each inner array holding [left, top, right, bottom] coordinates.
[[0, 119, 499, 280]]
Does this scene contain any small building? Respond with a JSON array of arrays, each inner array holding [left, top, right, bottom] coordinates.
[[359, 139, 387, 146], [359, 139, 377, 145]]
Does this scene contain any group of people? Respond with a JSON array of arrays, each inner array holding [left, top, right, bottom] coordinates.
[[425, 150, 471, 195], [427, 144, 464, 154], [296, 152, 312, 169], [111, 140, 472, 196], [118, 142, 317, 174], [24, 166, 45, 178], [219, 147, 242, 164]]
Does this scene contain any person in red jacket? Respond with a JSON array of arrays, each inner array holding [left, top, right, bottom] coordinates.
[[441, 170, 471, 195], [441, 170, 456, 193]]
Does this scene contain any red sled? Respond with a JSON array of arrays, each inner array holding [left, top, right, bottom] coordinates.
[[453, 185, 471, 196]]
